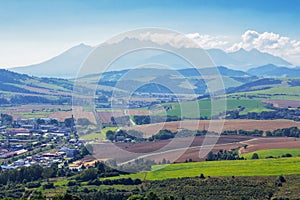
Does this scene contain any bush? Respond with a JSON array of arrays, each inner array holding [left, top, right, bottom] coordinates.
[[282, 153, 292, 158], [251, 153, 259, 159], [26, 181, 41, 188], [67, 181, 77, 186], [200, 173, 205, 179], [43, 182, 54, 189]]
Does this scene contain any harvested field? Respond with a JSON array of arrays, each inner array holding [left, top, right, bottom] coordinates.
[[127, 120, 300, 137], [96, 109, 151, 123], [126, 109, 151, 115], [91, 135, 253, 163], [263, 99, 300, 108], [97, 111, 124, 123], [49, 107, 96, 123], [239, 137, 300, 154]]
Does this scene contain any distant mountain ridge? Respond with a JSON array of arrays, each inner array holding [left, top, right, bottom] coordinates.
[[11, 43, 93, 78], [10, 38, 292, 78], [247, 64, 300, 77]]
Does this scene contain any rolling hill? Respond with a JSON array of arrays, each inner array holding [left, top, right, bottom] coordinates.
[[247, 64, 300, 77], [0, 69, 73, 105]]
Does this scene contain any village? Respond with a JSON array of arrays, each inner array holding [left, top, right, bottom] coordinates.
[[0, 115, 86, 171]]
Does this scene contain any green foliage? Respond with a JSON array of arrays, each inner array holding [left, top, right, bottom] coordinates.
[[52, 193, 81, 200], [206, 149, 243, 161], [243, 148, 300, 159], [0, 113, 13, 126], [150, 129, 176, 141], [146, 176, 278, 200], [251, 153, 259, 159], [128, 194, 144, 200], [65, 117, 75, 128], [76, 168, 98, 182]]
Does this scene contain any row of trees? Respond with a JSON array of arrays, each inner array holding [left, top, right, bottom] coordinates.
[[75, 161, 127, 182], [3, 95, 72, 105], [206, 149, 244, 161], [227, 104, 300, 122], [266, 126, 300, 137], [133, 115, 181, 125]]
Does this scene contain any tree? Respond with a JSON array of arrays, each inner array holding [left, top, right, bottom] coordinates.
[[145, 192, 160, 200], [77, 118, 92, 126], [64, 117, 75, 128], [206, 151, 215, 161], [128, 195, 145, 200], [0, 113, 13, 126], [77, 168, 98, 182], [200, 173, 205, 179], [278, 175, 286, 183], [251, 153, 259, 159]]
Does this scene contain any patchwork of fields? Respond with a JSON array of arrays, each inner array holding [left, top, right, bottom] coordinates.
[[110, 157, 300, 181]]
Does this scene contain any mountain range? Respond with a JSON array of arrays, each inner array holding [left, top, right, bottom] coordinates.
[[10, 38, 293, 78]]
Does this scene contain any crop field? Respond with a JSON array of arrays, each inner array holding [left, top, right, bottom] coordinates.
[[243, 148, 300, 159], [229, 86, 300, 101], [91, 135, 253, 163], [50, 106, 96, 123], [239, 137, 300, 154], [79, 127, 117, 141], [111, 157, 300, 180], [263, 99, 300, 108], [162, 99, 271, 118], [127, 120, 300, 137]]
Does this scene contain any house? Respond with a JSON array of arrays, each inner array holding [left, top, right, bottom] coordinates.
[[12, 144, 23, 151], [1, 165, 16, 170], [14, 159, 25, 166], [58, 147, 78, 158], [7, 128, 30, 135], [0, 152, 17, 158]]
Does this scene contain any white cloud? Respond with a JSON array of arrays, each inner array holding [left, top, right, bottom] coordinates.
[[185, 33, 228, 49], [228, 30, 300, 65], [121, 32, 229, 49]]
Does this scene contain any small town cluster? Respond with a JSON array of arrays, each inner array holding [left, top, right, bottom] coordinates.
[[0, 115, 85, 171]]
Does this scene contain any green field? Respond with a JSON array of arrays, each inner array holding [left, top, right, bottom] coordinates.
[[230, 86, 300, 101], [243, 148, 300, 159], [109, 157, 300, 181], [163, 98, 270, 118], [79, 127, 117, 140]]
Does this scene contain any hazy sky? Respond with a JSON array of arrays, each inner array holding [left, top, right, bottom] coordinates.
[[1, 0, 300, 67]]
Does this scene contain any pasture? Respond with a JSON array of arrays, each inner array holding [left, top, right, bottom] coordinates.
[[163, 99, 270, 118], [242, 148, 300, 159], [111, 157, 300, 180]]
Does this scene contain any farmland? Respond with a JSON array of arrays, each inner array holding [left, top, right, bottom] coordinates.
[[263, 99, 300, 108], [79, 127, 118, 141], [239, 137, 300, 154], [127, 119, 300, 137], [229, 86, 300, 101], [243, 148, 300, 159], [109, 157, 300, 180], [162, 98, 270, 118]]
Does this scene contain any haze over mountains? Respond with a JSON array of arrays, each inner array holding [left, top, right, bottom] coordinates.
[[10, 38, 295, 78]]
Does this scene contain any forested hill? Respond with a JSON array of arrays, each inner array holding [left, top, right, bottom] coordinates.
[[0, 69, 73, 105]]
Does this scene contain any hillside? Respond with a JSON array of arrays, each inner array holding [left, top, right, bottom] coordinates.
[[0, 69, 73, 105], [247, 64, 300, 77], [79, 66, 256, 95]]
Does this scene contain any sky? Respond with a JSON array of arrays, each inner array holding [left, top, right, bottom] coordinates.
[[0, 0, 300, 67]]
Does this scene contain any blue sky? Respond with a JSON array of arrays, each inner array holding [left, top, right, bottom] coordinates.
[[0, 0, 300, 67]]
